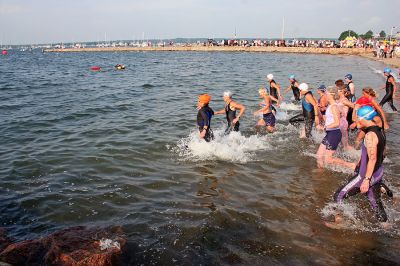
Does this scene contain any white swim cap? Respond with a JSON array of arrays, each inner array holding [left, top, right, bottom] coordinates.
[[223, 90, 232, 97], [267, 74, 273, 80], [299, 83, 309, 91]]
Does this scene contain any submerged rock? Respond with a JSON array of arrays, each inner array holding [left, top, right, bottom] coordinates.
[[0, 226, 125, 265]]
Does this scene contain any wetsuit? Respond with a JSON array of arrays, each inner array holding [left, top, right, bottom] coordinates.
[[289, 91, 315, 138], [322, 104, 342, 150], [225, 102, 239, 132], [269, 80, 279, 104], [290, 80, 300, 101], [344, 82, 355, 125], [197, 105, 214, 142], [334, 126, 388, 222], [345, 81, 356, 102], [379, 75, 397, 111]]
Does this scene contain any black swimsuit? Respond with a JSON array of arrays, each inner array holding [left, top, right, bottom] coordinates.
[[291, 80, 300, 101], [225, 102, 239, 132], [379, 75, 397, 111]]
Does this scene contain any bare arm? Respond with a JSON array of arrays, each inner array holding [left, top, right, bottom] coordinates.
[[390, 77, 397, 93], [360, 132, 378, 193], [214, 108, 226, 115], [349, 83, 355, 95], [371, 98, 389, 129], [231, 101, 246, 119], [283, 85, 292, 95], [306, 94, 320, 126], [273, 83, 282, 99]]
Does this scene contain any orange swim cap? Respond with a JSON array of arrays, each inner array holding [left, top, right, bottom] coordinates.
[[198, 94, 211, 104]]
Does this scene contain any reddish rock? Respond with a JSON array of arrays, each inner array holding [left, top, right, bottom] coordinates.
[[0, 226, 125, 266], [0, 228, 12, 253]]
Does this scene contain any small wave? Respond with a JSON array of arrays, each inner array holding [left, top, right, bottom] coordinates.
[[321, 200, 400, 235], [172, 128, 272, 163], [142, 84, 155, 88]]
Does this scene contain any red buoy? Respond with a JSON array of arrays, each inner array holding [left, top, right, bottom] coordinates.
[[2, 50, 7, 55], [90, 66, 101, 71]]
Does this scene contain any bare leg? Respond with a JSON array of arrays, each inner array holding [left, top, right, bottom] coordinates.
[[324, 150, 356, 170], [316, 144, 327, 168]]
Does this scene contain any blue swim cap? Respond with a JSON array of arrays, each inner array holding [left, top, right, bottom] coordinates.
[[384, 67, 392, 73], [357, 106, 377, 121], [345, 73, 352, 80], [289, 74, 295, 79], [317, 84, 326, 91]]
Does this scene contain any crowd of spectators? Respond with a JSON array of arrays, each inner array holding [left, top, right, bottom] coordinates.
[[202, 38, 399, 55]]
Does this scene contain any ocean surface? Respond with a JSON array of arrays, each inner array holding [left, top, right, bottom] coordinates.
[[1, 50, 400, 265]]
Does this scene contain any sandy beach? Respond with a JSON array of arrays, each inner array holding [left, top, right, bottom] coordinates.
[[43, 46, 400, 68]]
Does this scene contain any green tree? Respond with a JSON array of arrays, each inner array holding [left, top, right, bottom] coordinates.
[[379, 30, 386, 38], [338, 30, 358, 41], [364, 30, 373, 39]]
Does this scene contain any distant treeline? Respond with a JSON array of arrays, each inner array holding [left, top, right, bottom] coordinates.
[[339, 29, 387, 40]]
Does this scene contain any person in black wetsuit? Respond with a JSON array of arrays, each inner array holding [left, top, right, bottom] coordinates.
[[283, 74, 300, 102], [197, 94, 214, 142], [215, 91, 246, 133], [379, 68, 397, 112], [266, 74, 281, 113], [344, 73, 356, 102], [289, 83, 321, 138], [331, 106, 391, 229]]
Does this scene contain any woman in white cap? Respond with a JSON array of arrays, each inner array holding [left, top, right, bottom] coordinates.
[[215, 90, 246, 133], [289, 83, 320, 138], [266, 74, 282, 108]]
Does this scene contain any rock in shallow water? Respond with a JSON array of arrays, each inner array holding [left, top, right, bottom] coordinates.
[[0, 226, 125, 265]]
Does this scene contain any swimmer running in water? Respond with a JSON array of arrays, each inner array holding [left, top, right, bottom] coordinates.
[[316, 85, 328, 123], [283, 74, 300, 102], [254, 87, 278, 133], [379, 68, 397, 112], [289, 83, 321, 138], [316, 86, 356, 170], [266, 74, 282, 113], [344, 74, 356, 102], [353, 87, 389, 149], [197, 94, 214, 142], [331, 105, 390, 229], [214, 91, 246, 133]]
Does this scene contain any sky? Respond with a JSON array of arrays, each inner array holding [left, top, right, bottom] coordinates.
[[1, 0, 399, 45]]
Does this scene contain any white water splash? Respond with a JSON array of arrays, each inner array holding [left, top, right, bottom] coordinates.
[[279, 101, 302, 111], [173, 128, 272, 163]]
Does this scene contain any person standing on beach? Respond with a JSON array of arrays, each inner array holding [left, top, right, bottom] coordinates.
[[214, 91, 246, 133], [289, 83, 321, 138], [316, 87, 356, 170], [283, 74, 300, 102], [254, 87, 278, 133], [197, 94, 214, 142], [379, 68, 397, 112]]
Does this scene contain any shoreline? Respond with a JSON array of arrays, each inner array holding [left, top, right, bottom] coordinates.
[[43, 46, 400, 68]]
